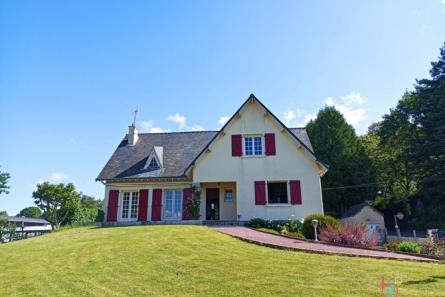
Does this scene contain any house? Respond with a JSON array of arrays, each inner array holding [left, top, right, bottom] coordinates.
[[97, 94, 328, 224], [340, 201, 385, 242]]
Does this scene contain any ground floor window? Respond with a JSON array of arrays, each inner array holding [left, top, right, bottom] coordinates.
[[224, 189, 233, 202], [164, 190, 182, 219], [267, 182, 288, 204], [121, 191, 139, 219]]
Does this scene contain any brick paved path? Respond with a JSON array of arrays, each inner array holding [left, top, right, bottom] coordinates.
[[214, 227, 437, 262]]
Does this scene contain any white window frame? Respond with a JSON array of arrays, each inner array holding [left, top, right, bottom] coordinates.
[[243, 135, 264, 157], [266, 181, 290, 206], [163, 189, 183, 221], [119, 190, 140, 221]]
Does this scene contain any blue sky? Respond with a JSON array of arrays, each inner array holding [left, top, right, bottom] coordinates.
[[1, 1, 444, 214]]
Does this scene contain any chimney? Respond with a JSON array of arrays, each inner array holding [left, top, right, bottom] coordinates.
[[128, 124, 139, 146]]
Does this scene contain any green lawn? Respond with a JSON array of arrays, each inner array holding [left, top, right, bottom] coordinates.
[[0, 226, 444, 297]]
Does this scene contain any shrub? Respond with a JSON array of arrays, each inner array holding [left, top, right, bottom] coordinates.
[[246, 217, 303, 235], [319, 222, 379, 248], [421, 238, 445, 257], [384, 240, 400, 252], [70, 208, 99, 226], [246, 218, 269, 229], [301, 214, 340, 240], [397, 242, 421, 254]]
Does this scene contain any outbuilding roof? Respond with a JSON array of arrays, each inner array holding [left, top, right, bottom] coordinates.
[[8, 216, 50, 224], [340, 201, 383, 219]]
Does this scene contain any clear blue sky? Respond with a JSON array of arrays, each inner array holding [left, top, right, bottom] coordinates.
[[1, 1, 444, 214]]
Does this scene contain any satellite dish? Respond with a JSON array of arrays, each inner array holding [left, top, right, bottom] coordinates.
[[396, 212, 404, 220]]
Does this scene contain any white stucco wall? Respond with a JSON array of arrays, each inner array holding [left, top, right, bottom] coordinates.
[[192, 100, 324, 221]]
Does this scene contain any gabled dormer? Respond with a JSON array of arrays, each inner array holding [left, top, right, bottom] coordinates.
[[144, 146, 164, 171]]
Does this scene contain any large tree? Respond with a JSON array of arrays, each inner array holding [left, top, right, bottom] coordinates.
[[410, 42, 445, 225], [18, 207, 42, 219], [32, 182, 80, 229], [0, 166, 10, 195], [306, 106, 376, 217], [366, 42, 445, 228]]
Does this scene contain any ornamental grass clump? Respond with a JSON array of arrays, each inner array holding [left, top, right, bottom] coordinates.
[[319, 222, 379, 248]]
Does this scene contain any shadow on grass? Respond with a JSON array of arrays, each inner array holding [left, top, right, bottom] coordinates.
[[403, 275, 445, 285]]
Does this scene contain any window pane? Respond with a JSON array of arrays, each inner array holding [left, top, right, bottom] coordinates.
[[254, 137, 262, 155], [224, 190, 233, 202], [130, 192, 139, 218], [174, 190, 182, 217], [122, 192, 130, 218], [165, 191, 173, 217], [267, 183, 288, 204], [244, 137, 253, 156]]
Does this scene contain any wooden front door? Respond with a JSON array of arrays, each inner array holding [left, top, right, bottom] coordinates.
[[206, 188, 220, 220]]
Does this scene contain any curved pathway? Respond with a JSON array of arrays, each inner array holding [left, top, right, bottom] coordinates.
[[213, 227, 438, 262]]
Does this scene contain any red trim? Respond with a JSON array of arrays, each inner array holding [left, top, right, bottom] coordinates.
[[265, 133, 276, 156], [152, 189, 162, 221], [254, 181, 266, 205], [290, 180, 302, 205], [138, 189, 149, 221], [182, 188, 193, 220], [231, 134, 242, 156], [107, 190, 119, 222]]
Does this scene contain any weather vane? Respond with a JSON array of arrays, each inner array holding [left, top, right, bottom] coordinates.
[[132, 105, 139, 125]]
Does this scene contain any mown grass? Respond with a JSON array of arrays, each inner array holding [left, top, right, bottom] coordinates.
[[0, 226, 444, 297]]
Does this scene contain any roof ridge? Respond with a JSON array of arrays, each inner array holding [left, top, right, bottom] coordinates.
[[138, 130, 219, 135]]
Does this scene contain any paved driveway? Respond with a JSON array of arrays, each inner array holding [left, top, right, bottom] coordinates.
[[213, 227, 437, 262]]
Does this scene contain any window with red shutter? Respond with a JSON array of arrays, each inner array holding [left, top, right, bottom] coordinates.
[[138, 189, 149, 221], [231, 134, 242, 156], [290, 180, 302, 205], [254, 181, 266, 205], [152, 189, 163, 221], [107, 190, 119, 222], [265, 133, 276, 156], [182, 188, 193, 220]]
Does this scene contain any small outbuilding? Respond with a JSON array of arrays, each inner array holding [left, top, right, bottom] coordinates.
[[340, 201, 385, 242]]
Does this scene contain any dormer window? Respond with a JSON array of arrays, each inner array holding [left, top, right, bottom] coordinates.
[[144, 146, 164, 171], [148, 157, 159, 169]]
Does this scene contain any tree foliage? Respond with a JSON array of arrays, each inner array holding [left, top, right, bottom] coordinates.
[[363, 42, 445, 228], [0, 166, 10, 195], [79, 194, 103, 209], [18, 207, 43, 218], [32, 182, 80, 229], [306, 107, 376, 217]]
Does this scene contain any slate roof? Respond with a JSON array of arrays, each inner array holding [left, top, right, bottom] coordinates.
[[96, 128, 314, 181], [340, 201, 383, 219]]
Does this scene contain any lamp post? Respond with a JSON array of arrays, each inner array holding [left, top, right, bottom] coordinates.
[[311, 219, 319, 241], [394, 212, 404, 238]]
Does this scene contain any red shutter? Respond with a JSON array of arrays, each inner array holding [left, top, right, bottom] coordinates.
[[152, 189, 163, 221], [290, 180, 302, 205], [107, 190, 119, 222], [254, 181, 266, 205], [265, 133, 276, 156], [231, 134, 242, 156], [138, 189, 149, 221], [182, 188, 193, 220]]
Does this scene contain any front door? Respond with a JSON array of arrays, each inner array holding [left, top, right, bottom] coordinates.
[[206, 188, 220, 220], [164, 190, 182, 220]]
